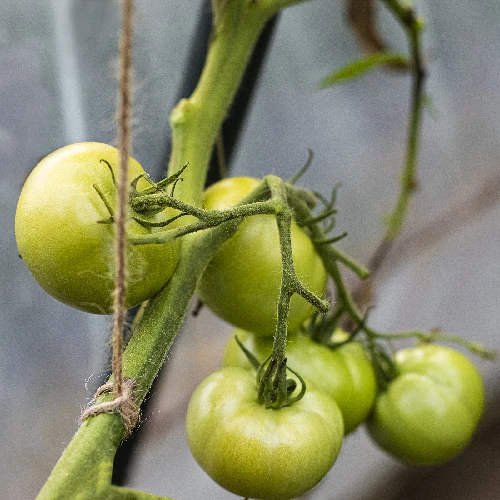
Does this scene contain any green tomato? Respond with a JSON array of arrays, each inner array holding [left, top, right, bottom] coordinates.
[[15, 142, 181, 314], [186, 366, 344, 500], [367, 344, 484, 465], [197, 177, 327, 336], [223, 328, 377, 433]]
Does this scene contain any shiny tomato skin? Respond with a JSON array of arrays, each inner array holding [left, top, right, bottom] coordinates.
[[197, 177, 327, 336], [15, 142, 181, 314], [186, 366, 344, 500], [223, 328, 376, 433], [367, 344, 484, 465]]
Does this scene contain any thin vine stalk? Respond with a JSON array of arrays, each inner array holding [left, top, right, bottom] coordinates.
[[359, 0, 426, 287], [258, 176, 330, 408]]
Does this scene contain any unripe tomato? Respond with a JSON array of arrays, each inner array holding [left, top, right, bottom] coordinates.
[[367, 344, 484, 465], [186, 366, 344, 500], [15, 142, 181, 314], [223, 328, 376, 433], [197, 177, 327, 336]]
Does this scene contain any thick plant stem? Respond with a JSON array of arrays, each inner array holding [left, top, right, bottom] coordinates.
[[167, 1, 271, 206], [37, 222, 240, 499], [37, 413, 167, 500], [122, 223, 240, 404]]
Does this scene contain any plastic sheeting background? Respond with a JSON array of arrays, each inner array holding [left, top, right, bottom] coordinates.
[[1, 1, 500, 499]]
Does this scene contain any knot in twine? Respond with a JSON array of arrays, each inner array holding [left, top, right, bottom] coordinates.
[[81, 377, 139, 436]]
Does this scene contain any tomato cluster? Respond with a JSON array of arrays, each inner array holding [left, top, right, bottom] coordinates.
[[16, 150, 486, 499], [185, 176, 485, 499], [189, 335, 484, 498]]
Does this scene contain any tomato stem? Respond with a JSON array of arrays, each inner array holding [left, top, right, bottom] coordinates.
[[166, 2, 279, 206], [255, 176, 329, 408], [372, 330, 497, 360]]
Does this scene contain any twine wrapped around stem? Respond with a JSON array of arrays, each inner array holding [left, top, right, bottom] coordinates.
[[81, 378, 140, 436]]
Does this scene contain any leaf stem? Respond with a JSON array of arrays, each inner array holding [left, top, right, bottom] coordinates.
[[372, 330, 497, 360]]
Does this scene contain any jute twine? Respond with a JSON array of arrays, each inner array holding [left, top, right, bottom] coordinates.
[[81, 378, 140, 436], [80, 0, 138, 435]]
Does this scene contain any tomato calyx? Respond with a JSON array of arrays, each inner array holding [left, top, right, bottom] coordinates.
[[234, 335, 306, 409], [258, 356, 307, 409], [128, 162, 189, 217], [365, 340, 399, 391]]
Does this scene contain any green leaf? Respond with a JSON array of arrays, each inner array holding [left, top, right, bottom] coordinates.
[[319, 52, 409, 88]]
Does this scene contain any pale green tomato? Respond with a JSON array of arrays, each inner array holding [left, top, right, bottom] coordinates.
[[223, 328, 377, 433], [15, 142, 181, 314], [367, 344, 484, 465], [186, 366, 344, 500], [197, 177, 327, 336]]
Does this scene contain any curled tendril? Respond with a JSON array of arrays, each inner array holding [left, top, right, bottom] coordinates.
[[128, 162, 190, 216], [131, 212, 188, 228]]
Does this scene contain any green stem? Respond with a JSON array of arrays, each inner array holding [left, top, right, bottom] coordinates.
[[287, 190, 373, 332], [37, 413, 169, 500], [367, 0, 426, 273], [318, 240, 370, 279], [268, 178, 293, 368], [372, 330, 497, 360], [381, 0, 425, 239], [122, 225, 242, 403], [129, 182, 274, 245], [167, 1, 272, 206], [258, 176, 329, 408]]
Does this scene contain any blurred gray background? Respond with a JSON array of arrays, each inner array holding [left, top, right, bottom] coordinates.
[[1, 1, 500, 499]]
